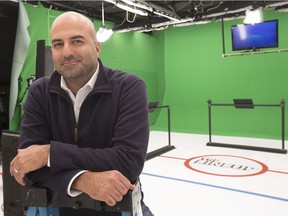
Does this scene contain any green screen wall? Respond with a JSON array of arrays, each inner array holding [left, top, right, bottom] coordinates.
[[155, 8, 288, 140]]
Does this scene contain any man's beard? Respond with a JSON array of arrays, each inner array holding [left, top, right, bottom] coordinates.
[[56, 55, 97, 82], [58, 62, 96, 83], [58, 64, 84, 81]]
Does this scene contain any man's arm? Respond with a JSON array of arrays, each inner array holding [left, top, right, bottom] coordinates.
[[71, 170, 135, 206], [10, 144, 50, 185]]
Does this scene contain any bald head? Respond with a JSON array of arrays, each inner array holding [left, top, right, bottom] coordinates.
[[50, 12, 97, 42], [49, 11, 101, 93]]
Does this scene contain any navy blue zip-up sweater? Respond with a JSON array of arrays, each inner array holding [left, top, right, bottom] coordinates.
[[19, 60, 149, 216]]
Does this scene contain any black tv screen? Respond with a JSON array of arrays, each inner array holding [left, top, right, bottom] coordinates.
[[231, 20, 278, 51]]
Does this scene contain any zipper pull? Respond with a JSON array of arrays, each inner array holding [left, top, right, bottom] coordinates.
[[74, 126, 79, 143]]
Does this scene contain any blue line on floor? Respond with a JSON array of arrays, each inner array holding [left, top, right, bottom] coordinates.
[[141, 172, 288, 202]]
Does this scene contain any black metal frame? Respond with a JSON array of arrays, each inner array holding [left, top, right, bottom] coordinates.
[[146, 105, 175, 160], [35, 40, 54, 79], [207, 99, 287, 154]]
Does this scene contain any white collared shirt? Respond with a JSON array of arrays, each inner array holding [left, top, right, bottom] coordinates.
[[50, 63, 99, 196], [60, 64, 99, 123]]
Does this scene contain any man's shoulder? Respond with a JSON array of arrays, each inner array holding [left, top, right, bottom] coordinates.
[[30, 76, 51, 89], [28, 74, 61, 96], [105, 67, 143, 84]]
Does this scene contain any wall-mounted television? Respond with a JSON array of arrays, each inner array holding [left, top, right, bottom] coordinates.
[[231, 20, 278, 51]]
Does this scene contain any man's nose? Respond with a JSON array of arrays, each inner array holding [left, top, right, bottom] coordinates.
[[62, 43, 73, 57]]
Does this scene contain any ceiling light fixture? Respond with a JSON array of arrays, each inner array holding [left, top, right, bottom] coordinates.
[[116, 2, 148, 16], [244, 8, 263, 24], [173, 20, 211, 28], [114, 26, 145, 33], [114, 17, 195, 33], [154, 11, 179, 21], [266, 2, 288, 8], [106, 0, 179, 20], [202, 6, 252, 19], [104, 0, 148, 16], [151, 17, 194, 28], [275, 7, 288, 13], [121, 0, 153, 12], [96, 1, 113, 42]]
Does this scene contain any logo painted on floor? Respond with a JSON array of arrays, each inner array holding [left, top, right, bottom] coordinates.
[[184, 154, 268, 177]]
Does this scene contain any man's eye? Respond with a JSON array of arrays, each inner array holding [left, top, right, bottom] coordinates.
[[73, 40, 83, 45], [53, 43, 63, 48]]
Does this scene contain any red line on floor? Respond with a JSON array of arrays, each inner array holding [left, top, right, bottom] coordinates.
[[268, 170, 288, 175], [160, 155, 288, 175], [160, 155, 187, 160]]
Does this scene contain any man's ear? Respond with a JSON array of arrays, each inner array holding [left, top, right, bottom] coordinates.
[[95, 41, 101, 56]]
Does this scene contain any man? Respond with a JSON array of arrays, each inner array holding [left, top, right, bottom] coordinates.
[[10, 11, 153, 216]]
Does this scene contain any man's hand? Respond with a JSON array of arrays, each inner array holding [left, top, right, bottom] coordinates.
[[72, 170, 136, 206], [10, 144, 50, 186]]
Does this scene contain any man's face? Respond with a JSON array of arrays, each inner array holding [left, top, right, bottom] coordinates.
[[50, 17, 100, 81]]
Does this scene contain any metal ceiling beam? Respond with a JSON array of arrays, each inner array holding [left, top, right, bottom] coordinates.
[[147, 1, 180, 20]]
